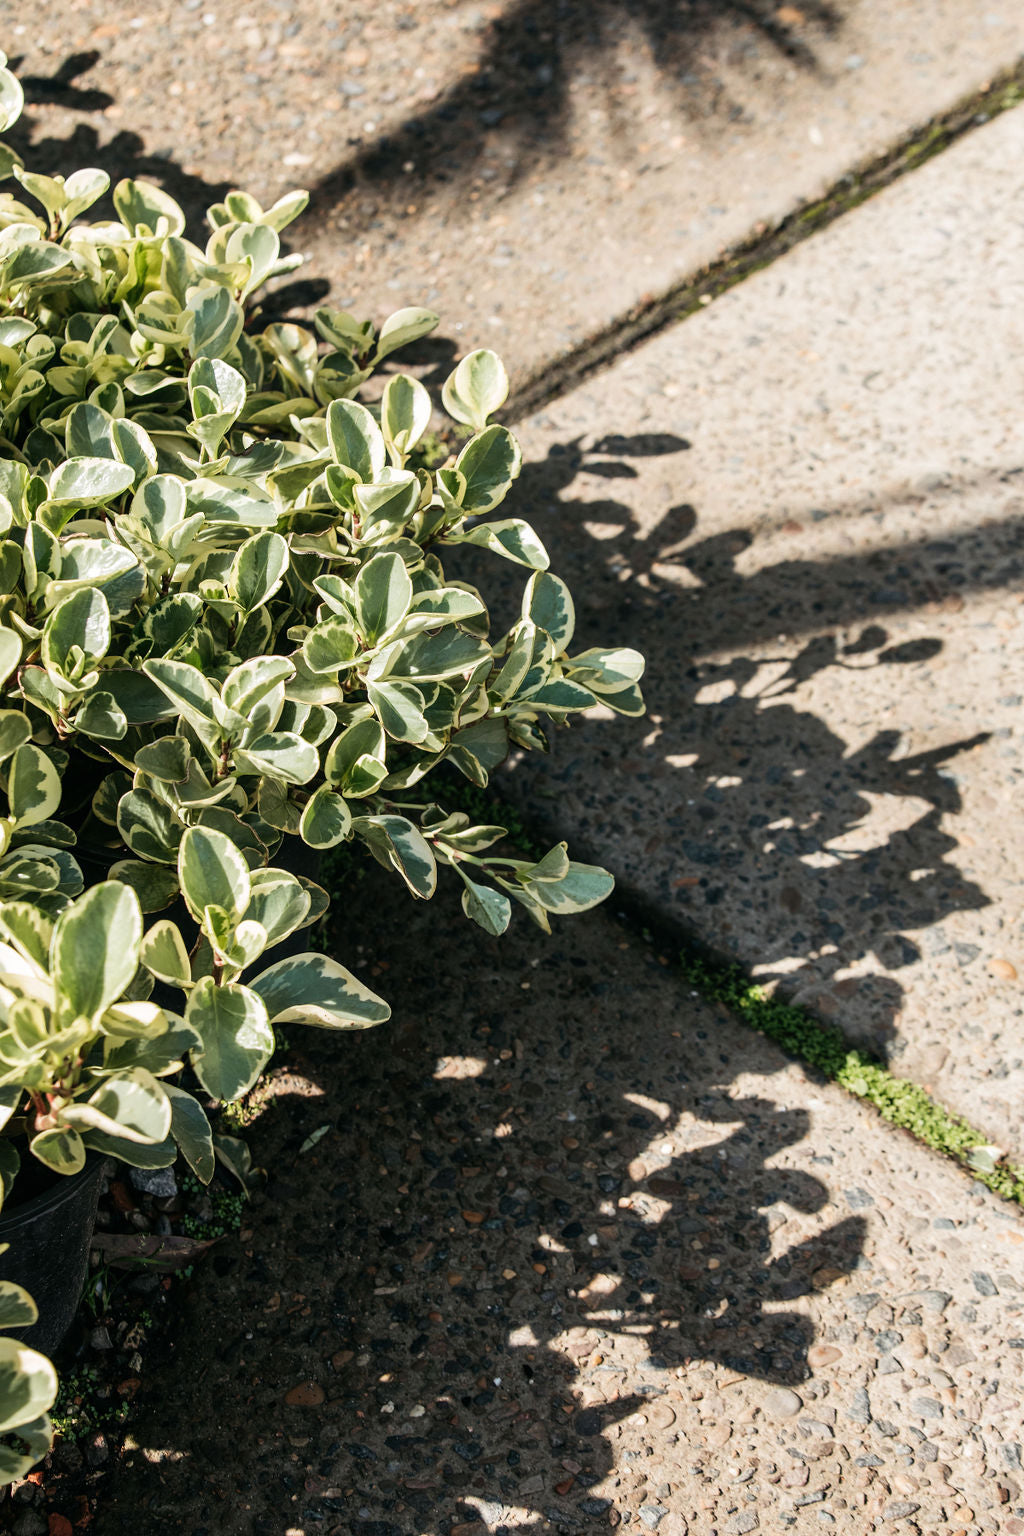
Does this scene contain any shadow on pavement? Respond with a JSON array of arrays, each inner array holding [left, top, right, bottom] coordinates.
[[94, 870, 867, 1536], [302, 0, 841, 231], [480, 434, 1009, 1061]]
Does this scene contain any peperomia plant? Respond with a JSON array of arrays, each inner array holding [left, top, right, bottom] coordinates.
[[0, 49, 644, 1179], [0, 49, 647, 1480]]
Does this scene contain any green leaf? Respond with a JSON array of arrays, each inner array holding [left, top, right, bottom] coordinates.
[[352, 473, 421, 535], [74, 690, 127, 741], [301, 614, 359, 675], [244, 871, 311, 945], [187, 977, 274, 1101], [367, 680, 430, 743], [8, 745, 61, 827], [374, 306, 439, 362], [134, 736, 192, 783], [65, 400, 118, 461], [164, 1082, 215, 1184], [0, 64, 25, 135], [382, 626, 489, 684], [324, 718, 386, 793], [51, 881, 142, 1020], [444, 517, 548, 569], [454, 425, 522, 513], [457, 870, 511, 936], [587, 679, 646, 716], [0, 713, 30, 766], [250, 952, 390, 1029], [521, 860, 615, 914], [325, 398, 385, 481], [0, 1141, 18, 1207], [221, 655, 293, 722], [117, 789, 184, 865], [186, 283, 244, 360], [521, 678, 597, 712], [0, 1279, 35, 1331], [63, 1070, 171, 1145], [233, 732, 319, 786], [140, 920, 193, 988], [143, 659, 223, 737], [353, 814, 436, 898], [102, 857, 172, 918], [381, 373, 431, 460], [113, 178, 186, 235], [299, 785, 352, 849], [229, 530, 289, 613], [0, 1337, 56, 1436], [442, 349, 509, 430], [524, 571, 575, 651], [567, 646, 646, 692], [212, 1131, 254, 1191], [179, 825, 251, 925], [46, 456, 135, 508], [0, 629, 20, 690], [30, 1124, 85, 1176], [0, 902, 52, 970], [79, 1129, 175, 1168]]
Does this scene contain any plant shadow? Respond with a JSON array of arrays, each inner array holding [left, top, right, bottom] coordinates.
[[93, 869, 869, 1536], [301, 0, 842, 230], [475, 431, 1013, 1065]]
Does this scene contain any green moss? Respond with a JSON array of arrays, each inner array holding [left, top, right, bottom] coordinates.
[[677, 952, 1024, 1207]]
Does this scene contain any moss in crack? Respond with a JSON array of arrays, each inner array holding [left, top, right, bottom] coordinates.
[[677, 951, 1024, 1208]]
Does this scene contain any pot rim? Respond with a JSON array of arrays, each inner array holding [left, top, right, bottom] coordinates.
[[0, 1153, 105, 1236]]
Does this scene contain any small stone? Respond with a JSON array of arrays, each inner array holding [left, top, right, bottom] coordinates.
[[705, 1422, 732, 1448], [847, 1388, 872, 1424], [331, 1350, 353, 1370], [882, 1502, 921, 1520], [128, 1166, 178, 1198], [285, 1382, 325, 1407], [988, 958, 1017, 981], [461, 1210, 485, 1224], [9, 1512, 46, 1536], [763, 1387, 803, 1418], [971, 1272, 998, 1297], [48, 1517, 73, 1536], [83, 1431, 110, 1468], [808, 1345, 842, 1370], [727, 1514, 759, 1534], [638, 1506, 667, 1529], [646, 1401, 676, 1430]]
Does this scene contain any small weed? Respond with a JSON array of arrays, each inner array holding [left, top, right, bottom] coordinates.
[[179, 1173, 245, 1241]]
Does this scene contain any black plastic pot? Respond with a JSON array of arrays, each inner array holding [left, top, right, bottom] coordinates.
[[0, 1157, 105, 1355]]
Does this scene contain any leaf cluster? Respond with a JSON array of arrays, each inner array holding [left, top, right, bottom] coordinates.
[[0, 52, 645, 1466]]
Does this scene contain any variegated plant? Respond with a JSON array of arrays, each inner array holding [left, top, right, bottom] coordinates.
[[0, 1255, 55, 1481], [0, 50, 644, 1150], [0, 50, 648, 1480]]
